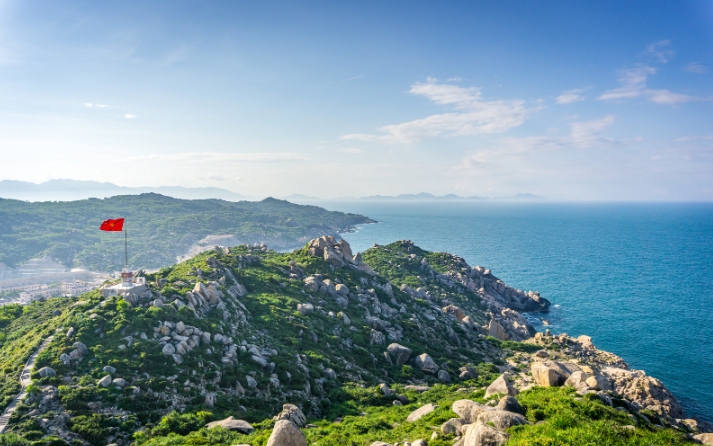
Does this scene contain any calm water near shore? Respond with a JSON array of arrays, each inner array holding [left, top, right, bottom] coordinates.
[[321, 201, 713, 421]]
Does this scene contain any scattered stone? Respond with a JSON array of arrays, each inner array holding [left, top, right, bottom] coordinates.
[[297, 303, 314, 315], [112, 378, 127, 387], [97, 375, 112, 387], [379, 383, 394, 397], [387, 343, 412, 365], [458, 366, 478, 380], [103, 366, 117, 374], [413, 353, 439, 374], [38, 367, 55, 378], [485, 374, 518, 398], [438, 370, 451, 383], [66, 327, 76, 338], [406, 403, 438, 422], [162, 343, 176, 355], [206, 417, 254, 434], [246, 376, 257, 388]]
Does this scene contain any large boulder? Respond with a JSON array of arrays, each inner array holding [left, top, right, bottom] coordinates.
[[485, 374, 518, 398], [97, 375, 112, 387], [531, 362, 565, 387], [438, 370, 451, 383], [564, 370, 588, 388], [476, 410, 529, 430], [452, 399, 491, 423], [266, 420, 306, 446], [206, 416, 254, 434], [276, 403, 307, 428], [323, 246, 346, 267], [462, 421, 509, 446], [387, 343, 412, 365], [487, 319, 508, 340], [413, 353, 439, 374], [406, 403, 438, 422]]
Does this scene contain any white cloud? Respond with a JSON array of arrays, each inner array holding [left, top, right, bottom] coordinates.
[[685, 62, 707, 74], [457, 115, 618, 170], [124, 114, 137, 119], [645, 40, 674, 63], [84, 103, 109, 108], [341, 78, 529, 143], [339, 75, 363, 82], [338, 148, 363, 154], [556, 88, 587, 104], [598, 66, 703, 105]]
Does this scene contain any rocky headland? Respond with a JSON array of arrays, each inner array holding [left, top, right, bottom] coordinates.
[[0, 237, 708, 446]]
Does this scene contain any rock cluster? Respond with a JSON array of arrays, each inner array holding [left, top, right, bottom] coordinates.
[[306, 236, 374, 273]]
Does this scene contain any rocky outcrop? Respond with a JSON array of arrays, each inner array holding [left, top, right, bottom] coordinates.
[[413, 353, 439, 374], [452, 399, 490, 423], [475, 410, 529, 430], [306, 236, 373, 273], [386, 343, 412, 365], [275, 404, 307, 428]]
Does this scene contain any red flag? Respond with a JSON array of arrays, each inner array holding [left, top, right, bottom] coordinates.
[[100, 218, 124, 232]]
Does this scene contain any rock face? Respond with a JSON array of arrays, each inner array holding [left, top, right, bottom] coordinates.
[[266, 420, 307, 446], [462, 421, 509, 446], [485, 374, 518, 398], [694, 433, 713, 445], [387, 343, 412, 365], [306, 236, 373, 273], [206, 416, 254, 433], [406, 403, 438, 422], [413, 353, 439, 374], [276, 404, 307, 428]]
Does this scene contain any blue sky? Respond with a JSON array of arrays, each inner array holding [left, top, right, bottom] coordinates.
[[0, 0, 712, 200]]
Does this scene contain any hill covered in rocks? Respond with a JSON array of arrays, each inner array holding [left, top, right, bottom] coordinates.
[[0, 237, 708, 446]]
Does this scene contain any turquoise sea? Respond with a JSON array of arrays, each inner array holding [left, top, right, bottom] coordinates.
[[322, 202, 713, 422]]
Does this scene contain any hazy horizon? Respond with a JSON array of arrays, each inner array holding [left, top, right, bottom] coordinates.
[[0, 1, 711, 201]]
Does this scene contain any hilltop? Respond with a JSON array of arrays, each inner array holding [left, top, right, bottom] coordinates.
[[0, 194, 374, 272], [0, 237, 707, 446]]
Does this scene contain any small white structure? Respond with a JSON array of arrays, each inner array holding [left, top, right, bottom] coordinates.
[[100, 268, 146, 297]]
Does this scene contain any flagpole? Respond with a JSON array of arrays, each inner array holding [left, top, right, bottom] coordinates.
[[124, 225, 128, 268]]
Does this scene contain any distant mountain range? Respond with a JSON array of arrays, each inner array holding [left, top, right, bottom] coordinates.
[[0, 180, 247, 202]]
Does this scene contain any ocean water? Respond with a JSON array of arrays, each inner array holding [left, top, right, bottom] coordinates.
[[321, 202, 713, 421]]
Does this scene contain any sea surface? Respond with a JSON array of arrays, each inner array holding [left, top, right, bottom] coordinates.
[[322, 201, 713, 422]]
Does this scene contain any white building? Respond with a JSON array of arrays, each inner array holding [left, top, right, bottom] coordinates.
[[100, 268, 146, 297]]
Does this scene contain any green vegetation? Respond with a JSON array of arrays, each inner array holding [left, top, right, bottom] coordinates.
[[0, 240, 696, 445], [0, 193, 373, 271]]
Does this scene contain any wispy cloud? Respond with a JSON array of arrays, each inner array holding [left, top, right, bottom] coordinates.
[[124, 114, 137, 119], [84, 103, 109, 108], [338, 148, 363, 154], [598, 66, 704, 105], [556, 88, 587, 104], [123, 152, 308, 163], [645, 40, 674, 63], [340, 75, 364, 82], [341, 78, 529, 143], [685, 62, 707, 74], [456, 115, 618, 170]]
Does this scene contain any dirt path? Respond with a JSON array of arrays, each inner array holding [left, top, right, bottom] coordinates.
[[0, 335, 54, 434]]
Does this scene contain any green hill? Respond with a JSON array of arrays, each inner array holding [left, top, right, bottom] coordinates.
[[0, 194, 373, 272], [0, 238, 701, 446]]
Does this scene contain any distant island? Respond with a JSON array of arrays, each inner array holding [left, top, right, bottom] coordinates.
[[284, 192, 546, 203], [0, 179, 247, 202]]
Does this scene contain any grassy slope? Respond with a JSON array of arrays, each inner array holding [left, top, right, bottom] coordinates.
[[0, 194, 373, 271], [0, 243, 695, 446]]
